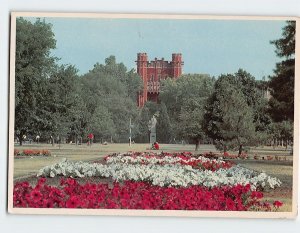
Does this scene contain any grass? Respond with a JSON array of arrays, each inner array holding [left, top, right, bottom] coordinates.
[[13, 143, 294, 212], [235, 160, 293, 212], [13, 143, 218, 178]]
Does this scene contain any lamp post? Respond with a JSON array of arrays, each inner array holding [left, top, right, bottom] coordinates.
[[129, 118, 134, 147]]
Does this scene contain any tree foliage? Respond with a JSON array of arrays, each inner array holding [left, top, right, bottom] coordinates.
[[160, 74, 214, 149], [203, 71, 263, 153], [79, 56, 141, 142], [15, 18, 57, 144], [268, 21, 295, 122], [15, 19, 142, 144]]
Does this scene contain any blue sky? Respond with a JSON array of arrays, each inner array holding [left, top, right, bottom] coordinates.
[[32, 17, 286, 79]]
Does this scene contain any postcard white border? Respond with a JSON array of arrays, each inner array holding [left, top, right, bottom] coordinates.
[[8, 12, 299, 219]]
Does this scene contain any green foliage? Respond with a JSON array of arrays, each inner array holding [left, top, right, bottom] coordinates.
[[268, 59, 294, 121], [203, 72, 258, 152], [160, 74, 214, 149], [271, 21, 295, 58], [156, 103, 172, 143], [270, 121, 293, 143], [15, 18, 142, 144], [90, 105, 116, 141], [268, 21, 295, 122], [79, 55, 140, 142], [135, 106, 150, 143], [15, 17, 57, 144]]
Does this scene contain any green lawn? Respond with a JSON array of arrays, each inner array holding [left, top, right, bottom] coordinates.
[[13, 143, 217, 178], [13, 143, 292, 178]]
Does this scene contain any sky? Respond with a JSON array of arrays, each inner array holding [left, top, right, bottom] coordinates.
[[30, 17, 286, 79]]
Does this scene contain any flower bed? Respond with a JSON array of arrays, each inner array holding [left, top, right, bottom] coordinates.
[[14, 149, 51, 157], [105, 152, 233, 171], [37, 155, 281, 190], [13, 178, 282, 211]]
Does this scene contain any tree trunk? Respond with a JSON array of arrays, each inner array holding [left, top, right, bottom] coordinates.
[[223, 145, 227, 153], [238, 144, 243, 156], [195, 139, 200, 151], [18, 135, 23, 146]]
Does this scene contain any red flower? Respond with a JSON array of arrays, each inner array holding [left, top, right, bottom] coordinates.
[[273, 200, 283, 208], [43, 199, 54, 208], [30, 189, 42, 203], [13, 177, 283, 211], [251, 191, 263, 199], [225, 198, 236, 211], [66, 196, 80, 208], [66, 178, 77, 186]]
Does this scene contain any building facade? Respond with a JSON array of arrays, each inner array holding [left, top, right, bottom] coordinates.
[[136, 53, 183, 107]]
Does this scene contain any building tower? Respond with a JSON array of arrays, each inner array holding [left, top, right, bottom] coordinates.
[[136, 53, 183, 107]]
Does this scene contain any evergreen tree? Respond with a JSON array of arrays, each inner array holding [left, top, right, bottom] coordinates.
[[203, 74, 256, 154], [268, 21, 295, 122]]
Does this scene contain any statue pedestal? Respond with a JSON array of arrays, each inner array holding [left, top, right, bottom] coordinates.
[[150, 132, 156, 144]]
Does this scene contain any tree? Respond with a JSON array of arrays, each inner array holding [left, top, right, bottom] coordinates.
[[232, 69, 272, 144], [68, 95, 91, 144], [268, 21, 295, 122], [179, 105, 206, 151], [156, 103, 172, 143], [38, 65, 80, 142], [135, 106, 151, 143], [160, 74, 214, 150], [15, 18, 56, 145], [270, 121, 293, 149], [90, 106, 116, 142], [203, 74, 256, 155], [79, 55, 141, 142]]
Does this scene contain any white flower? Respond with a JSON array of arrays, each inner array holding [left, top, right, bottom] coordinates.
[[37, 156, 281, 191]]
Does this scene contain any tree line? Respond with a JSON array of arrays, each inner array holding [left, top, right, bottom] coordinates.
[[15, 18, 295, 154]]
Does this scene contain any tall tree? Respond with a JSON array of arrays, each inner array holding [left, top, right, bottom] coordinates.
[[135, 106, 151, 143], [15, 18, 56, 145], [268, 21, 295, 122], [79, 56, 141, 142], [156, 103, 172, 143], [89, 105, 116, 142], [203, 74, 256, 155], [160, 74, 214, 150]]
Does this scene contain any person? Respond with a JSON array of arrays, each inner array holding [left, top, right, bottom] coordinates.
[[88, 133, 94, 146], [154, 142, 159, 150]]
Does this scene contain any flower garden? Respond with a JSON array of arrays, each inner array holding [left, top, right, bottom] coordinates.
[[13, 151, 284, 211], [14, 149, 51, 157]]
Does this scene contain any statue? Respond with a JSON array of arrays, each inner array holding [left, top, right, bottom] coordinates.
[[148, 115, 157, 132], [148, 113, 159, 144]]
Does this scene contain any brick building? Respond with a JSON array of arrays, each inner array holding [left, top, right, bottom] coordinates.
[[136, 53, 184, 107]]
